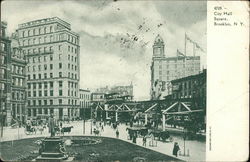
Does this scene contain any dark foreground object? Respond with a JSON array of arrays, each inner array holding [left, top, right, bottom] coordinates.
[[0, 136, 182, 161], [36, 137, 68, 160]]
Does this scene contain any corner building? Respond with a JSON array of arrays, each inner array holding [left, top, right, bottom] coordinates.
[[17, 17, 80, 121], [151, 35, 200, 100]]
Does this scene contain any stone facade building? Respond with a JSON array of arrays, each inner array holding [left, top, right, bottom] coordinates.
[[0, 21, 12, 126], [151, 35, 200, 100], [16, 17, 80, 121], [10, 32, 27, 124], [79, 89, 91, 118]]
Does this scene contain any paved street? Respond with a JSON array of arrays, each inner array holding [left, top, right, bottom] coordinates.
[[0, 121, 205, 161]]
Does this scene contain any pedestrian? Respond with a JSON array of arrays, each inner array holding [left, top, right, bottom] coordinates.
[[116, 129, 119, 138], [143, 136, 147, 147], [172, 142, 180, 157], [101, 124, 104, 132], [132, 135, 137, 144]]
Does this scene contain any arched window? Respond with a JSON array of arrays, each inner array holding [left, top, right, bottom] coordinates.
[[44, 27, 47, 34]]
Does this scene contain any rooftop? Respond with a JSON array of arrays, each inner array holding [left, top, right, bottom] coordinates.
[[18, 17, 71, 30]]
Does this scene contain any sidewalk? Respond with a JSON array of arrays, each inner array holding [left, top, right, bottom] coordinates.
[[0, 121, 205, 161]]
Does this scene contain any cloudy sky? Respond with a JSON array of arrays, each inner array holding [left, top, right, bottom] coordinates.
[[2, 0, 207, 100]]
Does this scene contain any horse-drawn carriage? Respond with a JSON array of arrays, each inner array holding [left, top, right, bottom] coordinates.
[[126, 126, 148, 140], [149, 130, 173, 142]]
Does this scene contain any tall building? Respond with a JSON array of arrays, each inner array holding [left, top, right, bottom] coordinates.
[[0, 21, 12, 126], [151, 35, 200, 100], [10, 32, 27, 124], [16, 17, 80, 121], [79, 89, 91, 118]]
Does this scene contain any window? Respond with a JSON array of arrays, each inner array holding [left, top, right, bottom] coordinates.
[[38, 65, 41, 71], [39, 38, 41, 44], [75, 57, 77, 62], [59, 54, 62, 60], [50, 26, 53, 33], [38, 56, 41, 62], [50, 73, 53, 78], [50, 82, 53, 88], [28, 75, 30, 80], [68, 55, 70, 60], [33, 100, 36, 106], [39, 83, 42, 89], [50, 100, 53, 105], [28, 30, 30, 36], [59, 81, 63, 88], [68, 72, 70, 78], [33, 91, 36, 97], [59, 72, 62, 78], [22, 31, 25, 37], [33, 74, 36, 79], [59, 99, 62, 105], [38, 74, 41, 79], [33, 29, 36, 35], [33, 65, 36, 72], [44, 27, 47, 34], [75, 48, 77, 54], [59, 45, 62, 51], [28, 83, 31, 89], [44, 47, 47, 52], [28, 100, 31, 106], [44, 100, 47, 105], [49, 46, 53, 52], [44, 64, 47, 70], [39, 91, 42, 97], [68, 46, 70, 51], [33, 39, 36, 45], [68, 64, 70, 69], [33, 83, 36, 89], [39, 28, 41, 34], [59, 89, 62, 96], [75, 66, 77, 71], [71, 56, 73, 61], [50, 90, 53, 96], [44, 36, 47, 43], [28, 91, 31, 97], [44, 82, 48, 89], [50, 64, 53, 70], [44, 90, 47, 96], [44, 73, 47, 79], [44, 56, 47, 61], [59, 63, 62, 69], [27, 66, 30, 72], [33, 57, 35, 63], [72, 65, 73, 70]]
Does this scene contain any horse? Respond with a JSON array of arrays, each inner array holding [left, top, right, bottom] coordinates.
[[61, 126, 73, 135]]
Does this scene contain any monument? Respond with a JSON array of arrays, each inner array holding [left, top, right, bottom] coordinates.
[[36, 114, 68, 160]]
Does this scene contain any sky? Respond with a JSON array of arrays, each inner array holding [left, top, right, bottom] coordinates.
[[1, 0, 207, 100]]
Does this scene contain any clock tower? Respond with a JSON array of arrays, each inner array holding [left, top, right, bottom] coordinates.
[[153, 34, 165, 58]]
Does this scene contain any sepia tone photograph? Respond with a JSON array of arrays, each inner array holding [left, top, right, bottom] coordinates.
[[0, 0, 207, 161]]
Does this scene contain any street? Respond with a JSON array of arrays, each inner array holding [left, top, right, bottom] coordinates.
[[0, 120, 205, 161]]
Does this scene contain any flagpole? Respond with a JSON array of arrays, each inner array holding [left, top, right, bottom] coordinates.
[[184, 33, 187, 77]]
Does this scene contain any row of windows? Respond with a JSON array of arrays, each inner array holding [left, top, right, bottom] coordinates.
[[22, 27, 78, 45], [27, 62, 77, 72], [12, 48, 25, 60], [27, 71, 77, 80], [80, 94, 90, 100], [12, 65, 25, 75], [25, 46, 53, 55], [27, 89, 78, 97], [80, 101, 90, 108], [12, 91, 25, 100], [27, 89, 63, 97], [27, 99, 78, 106], [12, 77, 24, 87], [22, 26, 53, 37], [27, 81, 78, 89]]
